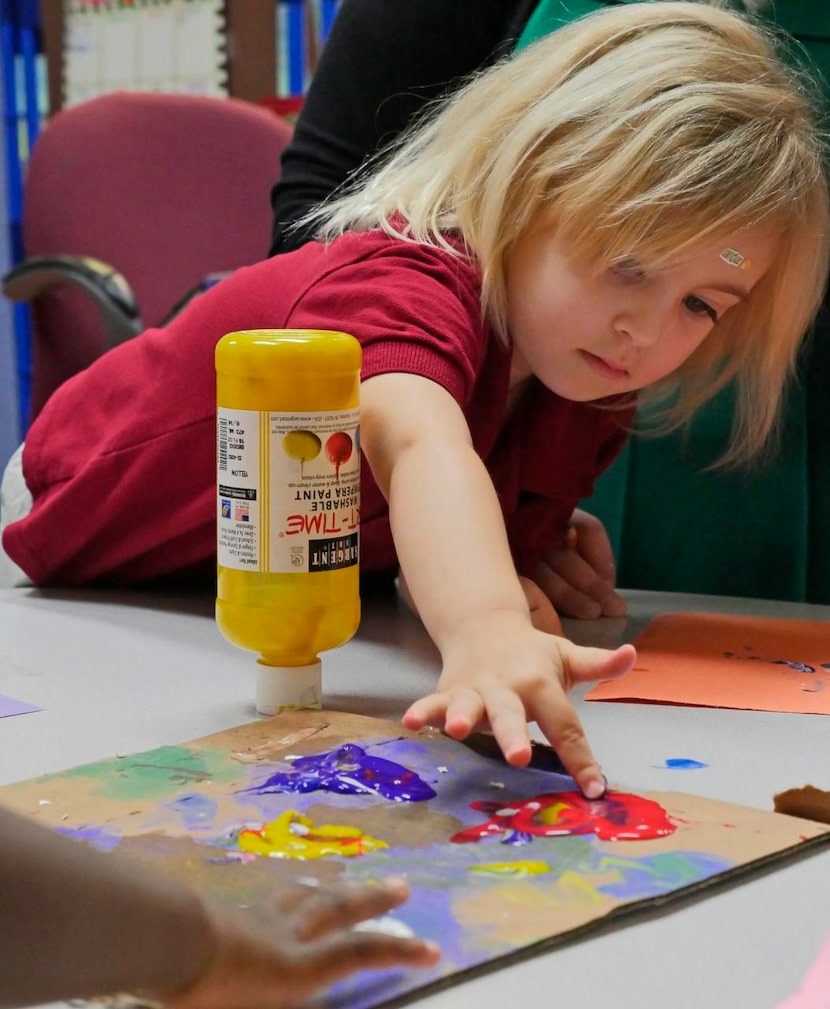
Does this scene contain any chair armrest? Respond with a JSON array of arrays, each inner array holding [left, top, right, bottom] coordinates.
[[2, 255, 143, 348]]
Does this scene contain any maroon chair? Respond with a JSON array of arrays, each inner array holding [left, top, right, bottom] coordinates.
[[3, 91, 292, 422]]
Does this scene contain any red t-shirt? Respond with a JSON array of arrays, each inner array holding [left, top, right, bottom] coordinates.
[[3, 230, 632, 585]]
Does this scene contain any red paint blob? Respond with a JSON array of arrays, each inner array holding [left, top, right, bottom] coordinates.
[[450, 790, 676, 844], [326, 431, 353, 479]]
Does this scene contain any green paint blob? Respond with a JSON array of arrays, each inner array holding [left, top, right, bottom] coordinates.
[[61, 746, 238, 800]]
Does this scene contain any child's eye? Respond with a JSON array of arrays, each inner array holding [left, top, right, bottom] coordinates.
[[683, 294, 718, 324]]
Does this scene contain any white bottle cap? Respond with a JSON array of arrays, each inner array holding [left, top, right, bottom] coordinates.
[[255, 659, 322, 715]]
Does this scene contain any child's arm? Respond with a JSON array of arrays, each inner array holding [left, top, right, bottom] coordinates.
[[0, 805, 438, 1009], [361, 373, 636, 798]]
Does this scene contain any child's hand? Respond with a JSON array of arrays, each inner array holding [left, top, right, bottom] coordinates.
[[165, 878, 439, 1009], [402, 610, 636, 797], [532, 509, 627, 620]]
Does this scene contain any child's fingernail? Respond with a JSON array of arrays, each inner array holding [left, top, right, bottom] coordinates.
[[382, 876, 409, 894], [583, 775, 607, 800]]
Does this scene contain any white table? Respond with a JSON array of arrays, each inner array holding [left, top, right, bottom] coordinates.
[[2, 585, 829, 1008]]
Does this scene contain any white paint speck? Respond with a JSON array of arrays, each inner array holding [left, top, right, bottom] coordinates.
[[354, 916, 415, 939]]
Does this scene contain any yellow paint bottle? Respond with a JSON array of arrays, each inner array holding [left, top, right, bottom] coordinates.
[[215, 330, 361, 714]]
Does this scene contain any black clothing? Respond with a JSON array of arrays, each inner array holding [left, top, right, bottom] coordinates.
[[268, 0, 537, 255]]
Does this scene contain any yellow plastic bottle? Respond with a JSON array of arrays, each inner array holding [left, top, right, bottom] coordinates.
[[215, 329, 361, 714]]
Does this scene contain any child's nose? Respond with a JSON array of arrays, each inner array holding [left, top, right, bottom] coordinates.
[[612, 305, 663, 348]]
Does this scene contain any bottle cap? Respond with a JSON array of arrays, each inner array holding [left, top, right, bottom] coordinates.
[[255, 659, 322, 715]]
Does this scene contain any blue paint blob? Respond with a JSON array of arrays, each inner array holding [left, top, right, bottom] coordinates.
[[655, 758, 708, 770], [504, 830, 533, 846], [167, 792, 218, 829], [597, 851, 731, 899], [243, 743, 437, 802]]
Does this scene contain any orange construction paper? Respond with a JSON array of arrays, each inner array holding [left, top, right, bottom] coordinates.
[[585, 612, 830, 713]]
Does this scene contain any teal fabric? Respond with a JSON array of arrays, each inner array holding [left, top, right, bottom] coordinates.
[[520, 0, 621, 40], [516, 1, 830, 602]]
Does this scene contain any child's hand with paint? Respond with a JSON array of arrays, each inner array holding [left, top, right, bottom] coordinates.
[[165, 877, 439, 1009], [360, 372, 636, 799], [402, 609, 636, 799]]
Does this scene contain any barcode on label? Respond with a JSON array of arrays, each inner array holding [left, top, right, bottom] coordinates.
[[218, 416, 228, 472]]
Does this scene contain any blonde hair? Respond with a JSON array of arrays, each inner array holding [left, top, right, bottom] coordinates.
[[306, 2, 830, 463]]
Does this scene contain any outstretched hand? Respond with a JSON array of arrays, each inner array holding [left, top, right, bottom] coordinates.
[[402, 610, 636, 798], [165, 878, 439, 1009]]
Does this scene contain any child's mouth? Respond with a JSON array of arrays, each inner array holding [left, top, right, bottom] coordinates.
[[579, 350, 630, 379]]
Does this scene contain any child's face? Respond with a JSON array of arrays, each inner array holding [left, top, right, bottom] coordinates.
[[504, 225, 778, 400]]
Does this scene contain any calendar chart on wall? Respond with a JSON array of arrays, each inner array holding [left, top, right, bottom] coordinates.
[[62, 0, 227, 107]]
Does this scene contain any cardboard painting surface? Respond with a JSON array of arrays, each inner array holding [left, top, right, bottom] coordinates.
[[585, 612, 830, 713], [3, 710, 829, 1009]]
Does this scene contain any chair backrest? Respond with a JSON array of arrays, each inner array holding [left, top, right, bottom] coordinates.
[[21, 91, 292, 419]]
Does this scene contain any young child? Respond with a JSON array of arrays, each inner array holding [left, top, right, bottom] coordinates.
[[2, 3, 828, 797], [0, 804, 438, 1009]]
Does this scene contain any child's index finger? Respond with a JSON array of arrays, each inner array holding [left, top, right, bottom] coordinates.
[[531, 681, 605, 799]]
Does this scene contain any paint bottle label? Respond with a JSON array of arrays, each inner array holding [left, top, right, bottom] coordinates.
[[217, 407, 360, 573]]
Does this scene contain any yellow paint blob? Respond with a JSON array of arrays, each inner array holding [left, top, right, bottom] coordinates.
[[237, 809, 387, 860], [556, 870, 605, 903], [536, 801, 571, 826], [471, 860, 550, 878]]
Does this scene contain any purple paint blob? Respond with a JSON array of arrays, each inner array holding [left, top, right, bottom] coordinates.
[[56, 825, 122, 852], [243, 743, 436, 802]]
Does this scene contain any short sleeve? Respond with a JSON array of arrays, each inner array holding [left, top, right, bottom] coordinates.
[[283, 239, 488, 406]]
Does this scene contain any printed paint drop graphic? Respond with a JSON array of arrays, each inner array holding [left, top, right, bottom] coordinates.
[[326, 431, 353, 479], [283, 430, 321, 477]]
